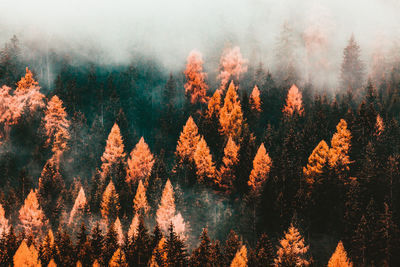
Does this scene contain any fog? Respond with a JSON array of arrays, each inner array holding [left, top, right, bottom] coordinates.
[[0, 0, 399, 82]]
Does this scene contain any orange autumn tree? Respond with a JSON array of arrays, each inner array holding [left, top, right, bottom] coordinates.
[[206, 90, 221, 119], [303, 140, 329, 185], [175, 116, 201, 164], [327, 241, 353, 267], [184, 50, 208, 104], [282, 84, 304, 116], [194, 137, 216, 185], [43, 95, 70, 157], [328, 119, 352, 171], [101, 181, 120, 222], [100, 123, 126, 180], [219, 81, 243, 141], [126, 137, 154, 186], [374, 114, 384, 136], [250, 85, 261, 112], [230, 245, 248, 267], [19, 189, 46, 237], [219, 136, 240, 190], [248, 143, 272, 194], [15, 67, 45, 111], [0, 203, 9, 237], [218, 46, 248, 91], [13, 240, 41, 267], [133, 180, 150, 215]]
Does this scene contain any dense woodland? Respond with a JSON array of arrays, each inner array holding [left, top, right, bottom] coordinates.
[[0, 28, 399, 267]]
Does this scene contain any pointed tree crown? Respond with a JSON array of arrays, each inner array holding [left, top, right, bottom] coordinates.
[[303, 140, 329, 185], [230, 245, 248, 267], [283, 84, 304, 116], [194, 136, 216, 185], [248, 143, 272, 193], [218, 46, 248, 91], [206, 90, 221, 118], [184, 50, 208, 104], [133, 180, 150, 215], [219, 81, 243, 140], [156, 179, 176, 234], [327, 241, 353, 267], [101, 181, 120, 221], [19, 189, 46, 235], [175, 116, 200, 164], [101, 123, 125, 177], [126, 137, 154, 185], [69, 186, 88, 224], [219, 137, 240, 189], [250, 85, 261, 112], [328, 119, 352, 170]]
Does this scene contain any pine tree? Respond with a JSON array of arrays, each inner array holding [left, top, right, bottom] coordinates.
[[126, 137, 154, 186], [133, 180, 150, 215], [109, 248, 128, 267], [219, 137, 240, 191], [43, 95, 70, 157], [219, 81, 243, 140], [89, 223, 104, 264], [126, 217, 152, 266], [114, 217, 124, 247], [14, 67, 45, 113], [127, 213, 139, 242], [341, 34, 365, 92], [39, 230, 55, 266], [189, 228, 213, 267], [76, 223, 91, 267], [230, 245, 247, 267], [0, 203, 9, 237], [327, 241, 353, 267], [102, 222, 118, 266], [156, 179, 176, 234], [225, 230, 241, 266], [194, 137, 216, 185], [166, 223, 188, 267], [175, 116, 201, 164], [100, 123, 126, 181], [303, 140, 329, 185], [100, 181, 120, 223], [55, 230, 76, 266], [248, 143, 272, 194], [249, 233, 274, 267], [274, 224, 310, 266], [19, 189, 46, 237], [149, 236, 167, 267], [218, 46, 248, 91], [328, 119, 352, 172], [184, 50, 209, 104], [250, 85, 261, 112], [13, 240, 41, 267], [282, 84, 304, 116]]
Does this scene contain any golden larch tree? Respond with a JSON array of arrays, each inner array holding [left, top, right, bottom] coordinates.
[[184, 50, 209, 104], [149, 236, 168, 267], [156, 179, 176, 234], [69, 186, 88, 225], [101, 181, 120, 222], [282, 84, 304, 116], [14, 67, 45, 112], [230, 245, 248, 267], [328, 119, 352, 171], [175, 116, 200, 164], [303, 140, 329, 185], [0, 203, 9, 237], [100, 123, 125, 180], [250, 85, 261, 112], [274, 224, 310, 267], [327, 241, 353, 267], [43, 95, 70, 157], [133, 180, 150, 215], [126, 137, 154, 186], [206, 90, 221, 118], [219, 137, 240, 190], [219, 81, 243, 141], [114, 217, 124, 247], [248, 143, 272, 193], [109, 248, 128, 267], [13, 240, 41, 267], [19, 189, 46, 236], [194, 137, 216, 185], [48, 259, 57, 267], [127, 213, 139, 242], [218, 46, 248, 91]]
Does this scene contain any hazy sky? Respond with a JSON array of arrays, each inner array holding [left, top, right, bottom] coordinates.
[[0, 0, 399, 70]]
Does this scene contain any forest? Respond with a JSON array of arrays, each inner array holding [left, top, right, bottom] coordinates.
[[0, 18, 400, 267]]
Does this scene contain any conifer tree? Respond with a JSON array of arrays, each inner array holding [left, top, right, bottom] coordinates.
[[175, 116, 200, 164], [126, 217, 152, 266], [133, 180, 150, 215], [282, 84, 304, 116], [225, 230, 241, 266], [341, 34, 365, 92], [114, 217, 124, 247], [48, 259, 56, 267], [69, 187, 89, 229], [102, 222, 118, 266], [218, 46, 248, 91], [90, 223, 104, 263], [303, 140, 329, 185], [206, 90, 221, 118], [219, 137, 240, 191], [39, 229, 55, 266], [13, 240, 41, 267], [76, 223, 91, 267], [109, 248, 128, 267], [328, 119, 352, 171], [184, 50, 209, 104], [43, 95, 70, 156], [92, 259, 100, 267], [156, 179, 176, 234], [100, 123, 126, 181], [166, 223, 188, 267], [230, 245, 248, 267], [248, 143, 272, 194], [55, 230, 76, 266], [189, 228, 213, 267], [327, 241, 353, 267], [19, 189, 46, 237], [274, 224, 310, 266], [127, 213, 139, 242], [250, 85, 261, 112], [249, 233, 274, 267], [0, 203, 9, 237], [14, 67, 45, 113], [126, 137, 154, 186], [149, 236, 167, 267], [101, 181, 120, 223], [219, 81, 243, 140], [194, 137, 216, 185]]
